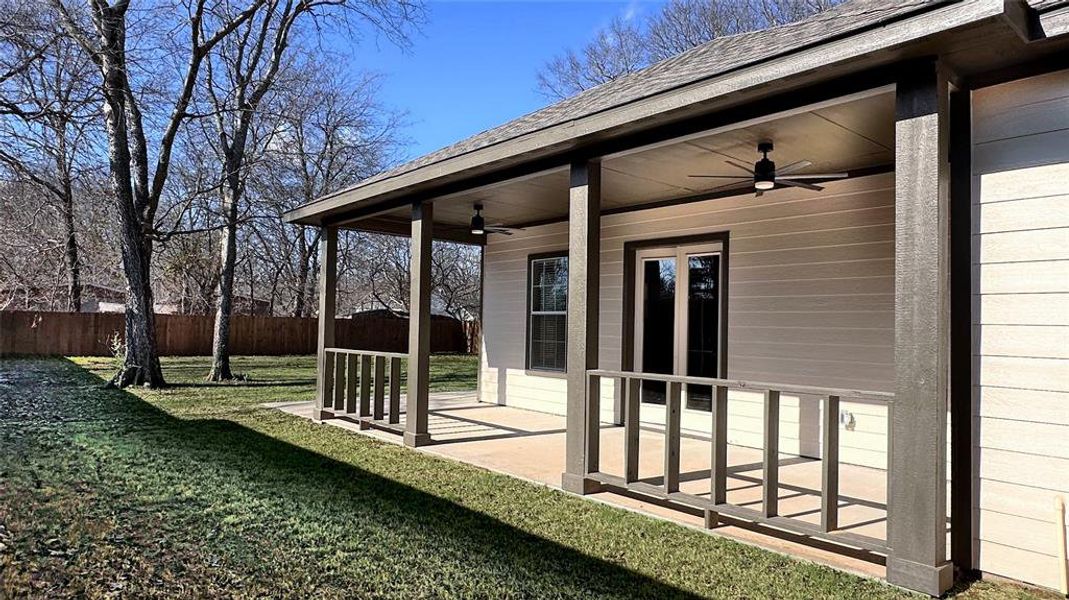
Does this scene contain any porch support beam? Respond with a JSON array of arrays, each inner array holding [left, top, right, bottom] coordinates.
[[887, 59, 954, 597], [313, 226, 337, 421], [404, 200, 433, 447], [561, 159, 602, 495]]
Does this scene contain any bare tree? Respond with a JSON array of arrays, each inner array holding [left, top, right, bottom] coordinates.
[[49, 0, 265, 387], [194, 0, 421, 380], [535, 16, 645, 99], [0, 14, 99, 312], [538, 0, 844, 100], [249, 63, 405, 318]]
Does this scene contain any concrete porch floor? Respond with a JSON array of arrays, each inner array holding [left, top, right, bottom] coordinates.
[[268, 394, 889, 580]]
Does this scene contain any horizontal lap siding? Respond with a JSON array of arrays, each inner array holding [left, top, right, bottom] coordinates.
[[481, 173, 894, 468], [971, 68, 1069, 591]]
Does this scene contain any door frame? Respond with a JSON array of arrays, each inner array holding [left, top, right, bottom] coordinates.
[[622, 231, 730, 379]]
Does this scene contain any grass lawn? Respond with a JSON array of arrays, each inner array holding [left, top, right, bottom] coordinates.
[[0, 356, 1054, 599]]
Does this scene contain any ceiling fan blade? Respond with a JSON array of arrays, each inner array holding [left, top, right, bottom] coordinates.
[[486, 227, 514, 235], [782, 172, 849, 180], [687, 174, 748, 179], [778, 179, 824, 191], [776, 160, 812, 176], [705, 179, 753, 193], [724, 159, 755, 174]]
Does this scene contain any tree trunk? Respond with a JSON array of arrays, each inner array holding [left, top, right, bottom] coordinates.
[[208, 180, 240, 381], [61, 186, 82, 312], [115, 203, 164, 387], [96, 9, 163, 388], [293, 243, 310, 317]]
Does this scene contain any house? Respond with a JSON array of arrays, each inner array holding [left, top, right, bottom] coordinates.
[[0, 283, 126, 313], [284, 0, 1069, 595]]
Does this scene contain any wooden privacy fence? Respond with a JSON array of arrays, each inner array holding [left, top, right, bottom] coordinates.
[[0, 311, 470, 357]]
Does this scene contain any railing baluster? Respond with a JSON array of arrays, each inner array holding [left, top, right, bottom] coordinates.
[[373, 356, 386, 420], [624, 377, 641, 483], [763, 389, 781, 518], [322, 350, 334, 415], [711, 384, 728, 505], [389, 357, 401, 424], [359, 354, 372, 419], [822, 394, 840, 532], [664, 381, 682, 493], [333, 352, 346, 411], [344, 353, 358, 413]]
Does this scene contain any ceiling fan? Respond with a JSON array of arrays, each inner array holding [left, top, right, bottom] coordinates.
[[688, 141, 848, 196], [470, 204, 524, 236]]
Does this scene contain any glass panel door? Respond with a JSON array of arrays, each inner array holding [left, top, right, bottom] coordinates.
[[638, 256, 676, 405], [684, 253, 721, 411], [634, 242, 724, 420]]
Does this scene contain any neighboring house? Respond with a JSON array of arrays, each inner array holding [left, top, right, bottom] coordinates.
[[1, 284, 273, 316], [0, 283, 126, 313], [154, 294, 272, 316], [285, 1, 1069, 595]]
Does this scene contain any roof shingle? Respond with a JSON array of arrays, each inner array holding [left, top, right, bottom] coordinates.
[[352, 0, 944, 192]]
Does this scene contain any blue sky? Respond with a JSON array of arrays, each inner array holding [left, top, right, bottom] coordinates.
[[341, 1, 662, 159]]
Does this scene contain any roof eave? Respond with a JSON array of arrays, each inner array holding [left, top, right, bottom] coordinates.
[[284, 0, 1011, 227]]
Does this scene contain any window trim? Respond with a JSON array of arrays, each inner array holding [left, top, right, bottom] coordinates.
[[525, 250, 569, 373]]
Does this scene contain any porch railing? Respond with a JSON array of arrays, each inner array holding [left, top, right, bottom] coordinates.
[[586, 369, 894, 554], [323, 348, 407, 434]]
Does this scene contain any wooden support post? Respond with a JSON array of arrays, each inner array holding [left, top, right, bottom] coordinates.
[[711, 385, 729, 506], [664, 381, 682, 493], [313, 227, 337, 422], [561, 159, 602, 495], [822, 395, 840, 532], [887, 59, 954, 597], [389, 357, 402, 424], [373, 356, 385, 420], [332, 352, 345, 411], [404, 201, 433, 447], [624, 377, 641, 483], [344, 354, 358, 414], [763, 389, 780, 518]]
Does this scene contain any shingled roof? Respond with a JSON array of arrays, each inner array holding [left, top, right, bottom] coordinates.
[[347, 0, 946, 192]]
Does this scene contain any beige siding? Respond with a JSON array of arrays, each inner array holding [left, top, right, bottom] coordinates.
[[481, 173, 894, 468], [971, 68, 1069, 591]]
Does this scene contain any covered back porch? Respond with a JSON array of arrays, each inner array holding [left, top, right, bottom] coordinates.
[[295, 61, 966, 596]]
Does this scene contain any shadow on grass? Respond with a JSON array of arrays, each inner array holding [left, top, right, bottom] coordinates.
[[44, 358, 701, 598], [167, 380, 316, 388]]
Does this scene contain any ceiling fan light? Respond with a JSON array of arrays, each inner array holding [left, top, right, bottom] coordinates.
[[470, 204, 485, 235], [753, 157, 776, 190]]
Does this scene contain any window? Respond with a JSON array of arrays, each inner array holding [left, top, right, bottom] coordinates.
[[527, 254, 568, 371]]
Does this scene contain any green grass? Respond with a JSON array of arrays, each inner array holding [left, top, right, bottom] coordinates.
[[0, 356, 1054, 598]]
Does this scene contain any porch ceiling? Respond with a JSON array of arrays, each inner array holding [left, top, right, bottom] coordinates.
[[346, 90, 894, 241]]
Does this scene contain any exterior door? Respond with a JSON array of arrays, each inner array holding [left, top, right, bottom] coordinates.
[[634, 242, 724, 430]]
